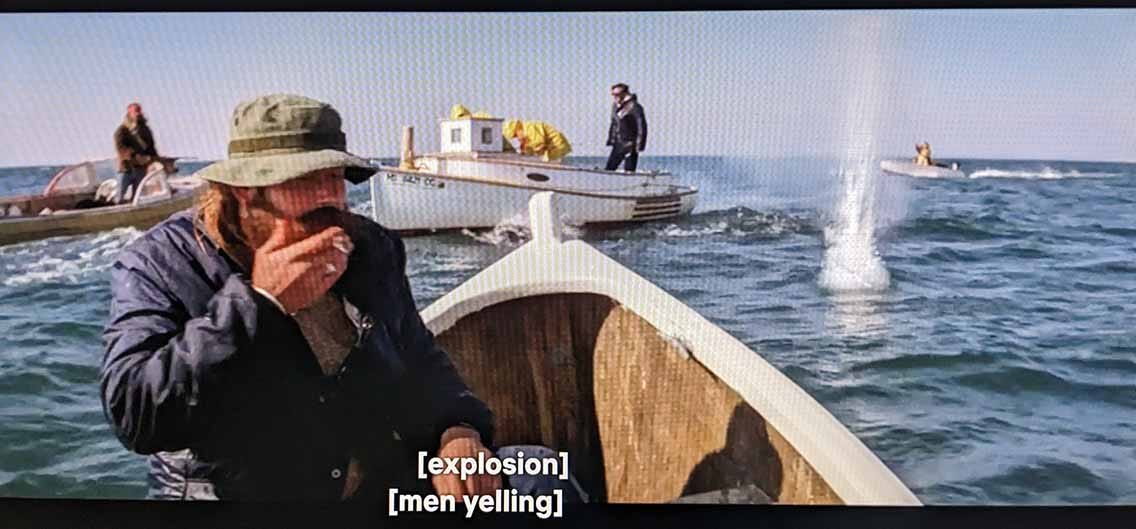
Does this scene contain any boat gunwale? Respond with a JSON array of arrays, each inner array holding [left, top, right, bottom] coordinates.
[[409, 151, 674, 177], [373, 164, 698, 201], [0, 186, 201, 225]]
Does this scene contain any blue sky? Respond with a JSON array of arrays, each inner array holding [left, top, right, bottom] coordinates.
[[2, 11, 1133, 166]]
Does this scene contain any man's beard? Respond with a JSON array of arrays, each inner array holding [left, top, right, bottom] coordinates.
[[240, 203, 353, 249]]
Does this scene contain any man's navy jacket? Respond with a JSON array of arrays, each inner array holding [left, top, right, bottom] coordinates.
[[100, 210, 494, 500]]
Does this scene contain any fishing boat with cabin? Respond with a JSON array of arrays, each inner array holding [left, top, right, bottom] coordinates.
[[369, 116, 698, 234]]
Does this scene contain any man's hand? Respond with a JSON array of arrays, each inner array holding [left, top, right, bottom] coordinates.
[[251, 217, 353, 314], [431, 426, 502, 499]]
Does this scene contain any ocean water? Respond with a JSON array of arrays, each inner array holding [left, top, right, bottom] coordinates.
[[0, 156, 1133, 504]]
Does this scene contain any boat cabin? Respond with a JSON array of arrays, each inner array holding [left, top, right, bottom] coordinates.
[[440, 117, 505, 154]]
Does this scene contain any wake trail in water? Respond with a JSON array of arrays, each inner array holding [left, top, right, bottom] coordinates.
[[967, 167, 1123, 180]]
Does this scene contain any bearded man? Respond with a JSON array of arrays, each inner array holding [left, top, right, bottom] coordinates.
[[100, 94, 549, 501]]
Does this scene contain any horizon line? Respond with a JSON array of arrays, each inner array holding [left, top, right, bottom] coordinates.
[[2, 154, 1134, 171]]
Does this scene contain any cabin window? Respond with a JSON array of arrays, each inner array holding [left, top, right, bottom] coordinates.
[[43, 162, 98, 196], [481, 127, 493, 144], [133, 170, 172, 205], [451, 128, 462, 144], [526, 173, 550, 182]]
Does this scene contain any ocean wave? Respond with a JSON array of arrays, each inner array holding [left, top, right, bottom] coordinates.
[[1, 228, 140, 287], [913, 246, 985, 264], [1054, 258, 1136, 274], [954, 366, 1136, 408], [0, 370, 60, 395], [461, 225, 530, 247], [968, 167, 1123, 180], [961, 459, 1114, 503], [850, 351, 1003, 373], [459, 212, 584, 247], [401, 206, 814, 244], [654, 207, 816, 240], [898, 215, 1015, 242], [1062, 357, 1136, 377], [349, 199, 373, 219], [1096, 226, 1136, 237], [412, 253, 484, 275]]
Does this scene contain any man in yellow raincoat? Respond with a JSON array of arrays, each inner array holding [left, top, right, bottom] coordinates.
[[450, 104, 494, 120], [502, 119, 572, 162]]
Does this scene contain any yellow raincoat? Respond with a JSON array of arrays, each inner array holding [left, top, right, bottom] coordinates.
[[502, 119, 572, 162], [449, 104, 494, 120]]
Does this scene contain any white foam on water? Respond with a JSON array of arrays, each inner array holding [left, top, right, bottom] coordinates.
[[656, 209, 812, 240], [2, 227, 141, 287], [819, 166, 892, 293], [461, 212, 582, 247], [660, 221, 730, 238], [461, 212, 532, 247], [967, 167, 1122, 180], [818, 17, 897, 295], [349, 199, 374, 219], [415, 253, 484, 275]]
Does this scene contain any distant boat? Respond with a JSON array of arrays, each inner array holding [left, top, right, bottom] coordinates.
[[880, 159, 965, 179], [369, 119, 697, 234], [417, 192, 922, 505], [0, 158, 204, 247]]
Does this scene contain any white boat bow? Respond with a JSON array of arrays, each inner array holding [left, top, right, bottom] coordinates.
[[420, 192, 921, 505]]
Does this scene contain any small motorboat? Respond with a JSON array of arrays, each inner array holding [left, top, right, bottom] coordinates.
[[368, 118, 697, 234], [0, 158, 204, 247], [416, 192, 921, 505], [880, 159, 965, 179]]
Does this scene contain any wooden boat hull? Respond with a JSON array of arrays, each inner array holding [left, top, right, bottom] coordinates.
[[418, 193, 921, 505], [0, 188, 198, 247]]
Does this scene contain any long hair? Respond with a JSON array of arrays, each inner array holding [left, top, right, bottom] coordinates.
[[195, 182, 254, 270]]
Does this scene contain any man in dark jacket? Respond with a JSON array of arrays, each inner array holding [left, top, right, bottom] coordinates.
[[101, 94, 512, 501], [604, 83, 648, 172], [113, 102, 160, 204]]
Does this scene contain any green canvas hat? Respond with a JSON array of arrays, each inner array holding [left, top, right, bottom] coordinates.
[[195, 94, 376, 187]]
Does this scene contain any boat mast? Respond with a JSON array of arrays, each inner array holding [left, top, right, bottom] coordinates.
[[399, 126, 415, 170]]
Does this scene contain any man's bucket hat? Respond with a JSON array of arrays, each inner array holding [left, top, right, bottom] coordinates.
[[196, 94, 376, 187]]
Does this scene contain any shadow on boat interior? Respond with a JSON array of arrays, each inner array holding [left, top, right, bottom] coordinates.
[[437, 292, 842, 505]]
